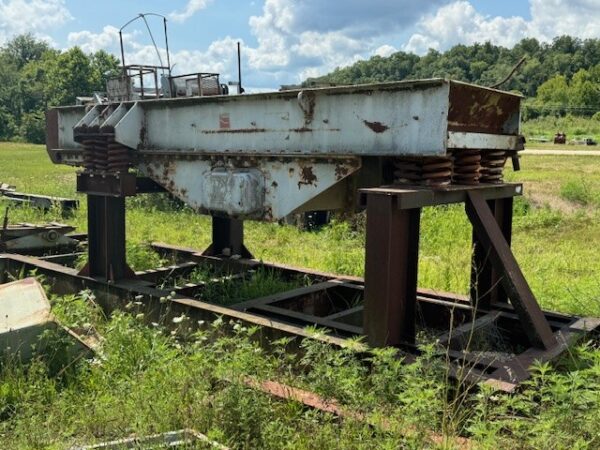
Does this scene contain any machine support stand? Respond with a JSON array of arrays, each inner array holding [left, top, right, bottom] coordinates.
[[360, 184, 557, 352], [363, 194, 421, 347], [470, 197, 513, 308], [465, 191, 556, 350], [203, 216, 253, 259], [79, 194, 134, 282]]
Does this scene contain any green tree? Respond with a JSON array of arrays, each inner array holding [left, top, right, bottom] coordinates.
[[536, 75, 569, 109], [569, 69, 600, 110], [89, 50, 120, 92], [44, 47, 93, 106], [19, 110, 46, 144], [3, 33, 50, 69]]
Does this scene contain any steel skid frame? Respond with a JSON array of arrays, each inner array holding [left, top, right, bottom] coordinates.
[[1, 173, 598, 392]]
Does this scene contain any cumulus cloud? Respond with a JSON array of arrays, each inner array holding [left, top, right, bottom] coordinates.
[[374, 44, 396, 58], [404, 0, 600, 55], [63, 0, 600, 90], [68, 26, 123, 54], [0, 0, 72, 45], [244, 0, 442, 83], [169, 0, 213, 23]]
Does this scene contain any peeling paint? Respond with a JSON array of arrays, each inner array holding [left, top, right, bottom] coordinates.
[[363, 120, 389, 133], [298, 166, 317, 188]]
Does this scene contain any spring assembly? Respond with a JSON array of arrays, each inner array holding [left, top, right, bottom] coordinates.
[[451, 149, 481, 185], [106, 135, 130, 172], [82, 139, 98, 171], [480, 151, 508, 183], [394, 157, 453, 186]]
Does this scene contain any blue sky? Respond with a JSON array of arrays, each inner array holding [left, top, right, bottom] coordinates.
[[0, 0, 598, 90]]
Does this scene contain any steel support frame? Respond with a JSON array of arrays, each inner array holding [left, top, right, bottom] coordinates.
[[1, 249, 597, 392], [363, 194, 421, 347], [358, 183, 556, 351], [3, 182, 597, 391], [202, 217, 253, 259], [471, 197, 512, 308], [79, 195, 133, 281]]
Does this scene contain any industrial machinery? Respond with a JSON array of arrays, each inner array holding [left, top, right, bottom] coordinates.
[[0, 32, 591, 391], [34, 74, 600, 390]]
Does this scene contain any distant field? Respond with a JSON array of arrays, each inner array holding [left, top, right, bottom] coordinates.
[[522, 115, 600, 144], [0, 142, 599, 449], [525, 142, 600, 150]]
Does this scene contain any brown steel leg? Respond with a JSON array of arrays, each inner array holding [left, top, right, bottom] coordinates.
[[203, 217, 253, 259], [80, 195, 134, 281], [466, 191, 556, 350], [471, 197, 513, 308], [363, 194, 421, 347]]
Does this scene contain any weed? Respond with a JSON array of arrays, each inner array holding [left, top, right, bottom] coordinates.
[[560, 179, 592, 205]]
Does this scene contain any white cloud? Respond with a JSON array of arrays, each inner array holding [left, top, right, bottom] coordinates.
[[243, 0, 443, 83], [374, 44, 396, 58], [68, 26, 123, 54], [64, 0, 600, 90], [404, 0, 600, 55], [169, 0, 213, 23], [0, 0, 72, 45]]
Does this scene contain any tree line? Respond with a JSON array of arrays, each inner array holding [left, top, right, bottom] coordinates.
[[0, 34, 119, 143], [306, 36, 600, 120]]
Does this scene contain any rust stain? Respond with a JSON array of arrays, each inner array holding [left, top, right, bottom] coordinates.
[[298, 166, 317, 188], [363, 120, 389, 133], [139, 126, 147, 146], [335, 164, 349, 180]]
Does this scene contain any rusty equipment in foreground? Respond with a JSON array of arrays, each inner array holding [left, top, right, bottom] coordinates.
[[0, 182, 78, 213], [30, 76, 599, 391]]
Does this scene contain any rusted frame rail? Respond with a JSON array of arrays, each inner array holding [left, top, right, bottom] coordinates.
[[148, 238, 597, 391], [0, 242, 597, 392]]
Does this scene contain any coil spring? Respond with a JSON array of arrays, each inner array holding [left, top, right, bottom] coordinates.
[[394, 157, 453, 186], [451, 149, 481, 185], [480, 151, 507, 183], [82, 139, 96, 171], [106, 136, 130, 172]]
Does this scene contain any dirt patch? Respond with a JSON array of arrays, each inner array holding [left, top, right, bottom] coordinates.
[[527, 191, 578, 214]]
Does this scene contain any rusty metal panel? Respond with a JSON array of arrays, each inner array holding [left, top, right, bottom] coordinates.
[[47, 79, 523, 166], [139, 157, 361, 220], [116, 80, 452, 156], [448, 81, 521, 135]]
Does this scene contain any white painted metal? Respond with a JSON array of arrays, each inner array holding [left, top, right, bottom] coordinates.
[[138, 157, 361, 220], [56, 107, 85, 150], [200, 168, 264, 216], [0, 278, 91, 363], [0, 277, 50, 333], [447, 131, 520, 150], [117, 81, 452, 156]]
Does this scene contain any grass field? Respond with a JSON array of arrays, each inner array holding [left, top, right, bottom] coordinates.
[[522, 115, 600, 145], [0, 142, 599, 449]]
